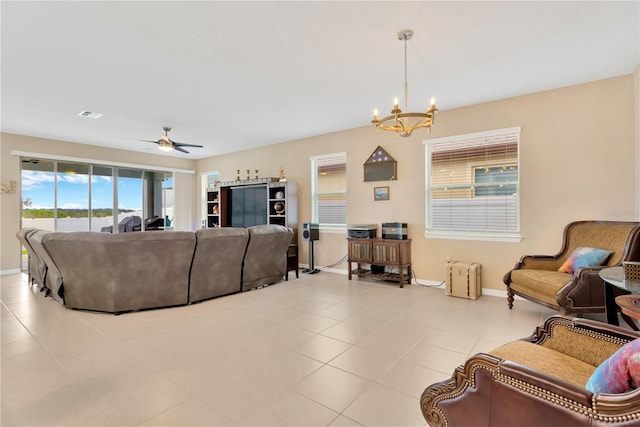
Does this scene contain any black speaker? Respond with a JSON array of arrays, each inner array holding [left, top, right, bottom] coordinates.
[[302, 222, 319, 241]]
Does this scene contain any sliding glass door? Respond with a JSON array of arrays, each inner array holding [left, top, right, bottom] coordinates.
[[117, 168, 143, 232], [90, 165, 114, 232], [20, 159, 55, 231], [20, 159, 55, 272], [21, 157, 171, 234], [56, 162, 90, 231], [143, 171, 173, 230]]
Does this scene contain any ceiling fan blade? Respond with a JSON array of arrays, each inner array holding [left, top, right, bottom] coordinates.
[[172, 141, 203, 148], [174, 146, 189, 154], [138, 139, 161, 144]]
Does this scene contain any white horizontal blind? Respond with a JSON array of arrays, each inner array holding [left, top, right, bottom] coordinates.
[[425, 127, 520, 240], [311, 152, 347, 227]]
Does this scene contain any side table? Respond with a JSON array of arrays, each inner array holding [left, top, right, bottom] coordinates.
[[599, 266, 640, 326]]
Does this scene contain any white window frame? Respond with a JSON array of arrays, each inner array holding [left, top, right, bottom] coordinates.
[[311, 152, 347, 231], [424, 127, 521, 242]]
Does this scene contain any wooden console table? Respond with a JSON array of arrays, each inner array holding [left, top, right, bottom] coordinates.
[[347, 238, 412, 288]]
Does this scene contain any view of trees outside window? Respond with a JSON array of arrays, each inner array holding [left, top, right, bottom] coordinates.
[[90, 165, 114, 232], [55, 162, 90, 231], [21, 158, 169, 233]]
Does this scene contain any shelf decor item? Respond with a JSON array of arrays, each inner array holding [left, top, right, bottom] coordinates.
[[374, 186, 390, 201], [274, 202, 285, 214]]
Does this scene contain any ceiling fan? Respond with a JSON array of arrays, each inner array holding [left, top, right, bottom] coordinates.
[[141, 127, 203, 154]]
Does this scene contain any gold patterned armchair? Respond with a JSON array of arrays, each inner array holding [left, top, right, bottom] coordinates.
[[420, 315, 640, 427], [504, 221, 640, 315]]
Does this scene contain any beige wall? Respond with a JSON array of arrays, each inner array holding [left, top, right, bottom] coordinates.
[[0, 133, 196, 272], [196, 74, 638, 292], [2, 74, 637, 292]]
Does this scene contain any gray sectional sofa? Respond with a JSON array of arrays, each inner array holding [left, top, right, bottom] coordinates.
[[17, 224, 294, 314]]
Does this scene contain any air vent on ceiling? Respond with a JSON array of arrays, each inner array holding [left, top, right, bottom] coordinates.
[[78, 110, 103, 119]]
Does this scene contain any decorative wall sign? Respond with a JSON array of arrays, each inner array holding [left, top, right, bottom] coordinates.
[[364, 146, 397, 181], [0, 180, 17, 194]]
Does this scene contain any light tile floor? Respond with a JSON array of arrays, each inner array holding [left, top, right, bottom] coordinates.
[[2, 271, 563, 426]]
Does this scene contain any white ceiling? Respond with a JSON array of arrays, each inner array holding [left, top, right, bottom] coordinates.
[[2, 1, 639, 160]]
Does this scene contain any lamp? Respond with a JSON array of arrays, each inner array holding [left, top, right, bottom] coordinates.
[[158, 135, 174, 151], [372, 30, 438, 138]]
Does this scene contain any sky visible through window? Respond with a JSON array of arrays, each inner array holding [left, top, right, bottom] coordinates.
[[22, 170, 141, 210]]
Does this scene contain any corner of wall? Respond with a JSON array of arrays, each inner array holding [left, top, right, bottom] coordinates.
[[636, 65, 640, 220]]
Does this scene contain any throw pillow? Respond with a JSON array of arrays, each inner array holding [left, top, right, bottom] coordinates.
[[585, 338, 640, 394], [558, 247, 613, 274]]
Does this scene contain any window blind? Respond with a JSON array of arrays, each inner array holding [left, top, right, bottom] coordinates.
[[311, 153, 347, 227], [425, 127, 520, 240]]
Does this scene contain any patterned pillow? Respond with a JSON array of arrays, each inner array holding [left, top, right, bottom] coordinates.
[[585, 338, 640, 394], [558, 247, 612, 274]]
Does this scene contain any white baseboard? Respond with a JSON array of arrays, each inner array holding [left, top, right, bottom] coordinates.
[[481, 288, 512, 298], [297, 264, 516, 299], [1, 269, 21, 276]]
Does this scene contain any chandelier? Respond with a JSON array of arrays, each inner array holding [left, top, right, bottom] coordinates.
[[372, 30, 438, 137]]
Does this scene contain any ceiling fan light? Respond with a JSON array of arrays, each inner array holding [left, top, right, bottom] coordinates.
[[158, 140, 173, 151]]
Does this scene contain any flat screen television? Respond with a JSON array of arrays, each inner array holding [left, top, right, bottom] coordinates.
[[229, 185, 268, 228]]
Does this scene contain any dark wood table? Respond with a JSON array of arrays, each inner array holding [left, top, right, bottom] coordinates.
[[599, 266, 640, 325]]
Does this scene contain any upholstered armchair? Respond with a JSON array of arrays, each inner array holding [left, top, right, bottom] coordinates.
[[421, 315, 640, 427], [504, 221, 640, 315]]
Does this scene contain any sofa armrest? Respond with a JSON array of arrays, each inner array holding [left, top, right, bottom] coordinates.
[[421, 353, 499, 427], [517, 254, 560, 270]]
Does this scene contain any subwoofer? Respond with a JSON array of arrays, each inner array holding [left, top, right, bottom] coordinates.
[[302, 222, 319, 241]]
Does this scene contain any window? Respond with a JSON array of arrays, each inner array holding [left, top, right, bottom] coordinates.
[[424, 127, 521, 241], [21, 157, 173, 233], [91, 165, 114, 232], [311, 152, 347, 228]]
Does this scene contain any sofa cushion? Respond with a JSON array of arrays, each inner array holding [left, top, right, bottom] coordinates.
[[558, 247, 612, 274], [585, 338, 640, 394], [509, 269, 571, 306], [489, 340, 596, 388]]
